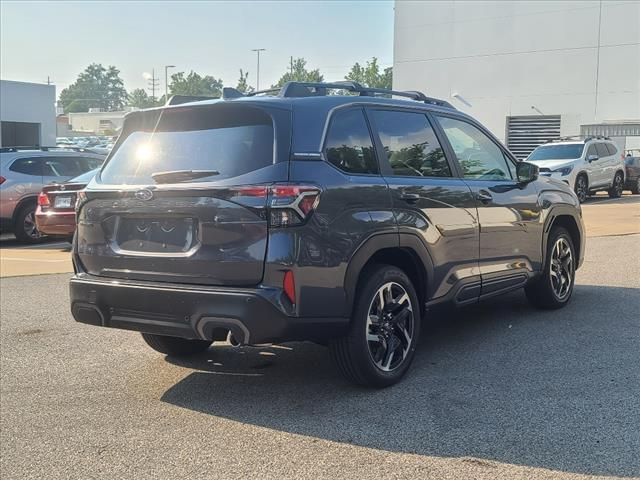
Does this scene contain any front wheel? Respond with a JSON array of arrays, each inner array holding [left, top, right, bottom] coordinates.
[[525, 227, 576, 309], [574, 174, 588, 203], [629, 177, 640, 195], [330, 264, 421, 388], [608, 171, 624, 198], [141, 333, 212, 356]]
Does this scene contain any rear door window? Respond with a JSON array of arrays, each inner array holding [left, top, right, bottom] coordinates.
[[324, 108, 378, 175], [595, 143, 609, 158], [9, 157, 43, 176], [100, 106, 275, 185], [605, 143, 618, 156], [371, 110, 452, 177]]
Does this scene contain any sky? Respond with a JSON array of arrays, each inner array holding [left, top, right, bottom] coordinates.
[[0, 0, 394, 99]]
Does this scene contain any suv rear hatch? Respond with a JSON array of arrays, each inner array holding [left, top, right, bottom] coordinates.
[[75, 101, 291, 286]]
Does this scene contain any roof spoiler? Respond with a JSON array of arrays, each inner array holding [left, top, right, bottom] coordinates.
[[165, 95, 218, 106]]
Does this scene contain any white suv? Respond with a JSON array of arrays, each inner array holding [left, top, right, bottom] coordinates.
[[527, 137, 625, 203]]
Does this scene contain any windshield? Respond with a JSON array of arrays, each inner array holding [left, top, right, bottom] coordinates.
[[67, 168, 99, 184], [528, 144, 584, 161], [99, 106, 274, 185]]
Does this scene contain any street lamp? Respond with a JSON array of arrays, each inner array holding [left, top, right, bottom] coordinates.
[[164, 65, 176, 102], [251, 49, 266, 90]]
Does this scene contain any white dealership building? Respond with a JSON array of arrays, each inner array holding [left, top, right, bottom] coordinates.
[[393, 1, 640, 158], [0, 80, 56, 148]]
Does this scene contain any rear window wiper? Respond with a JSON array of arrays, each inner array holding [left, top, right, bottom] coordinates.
[[151, 169, 220, 183]]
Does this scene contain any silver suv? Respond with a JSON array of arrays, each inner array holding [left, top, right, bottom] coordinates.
[[526, 136, 626, 203], [0, 147, 105, 242]]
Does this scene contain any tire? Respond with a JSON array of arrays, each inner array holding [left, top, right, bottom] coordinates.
[[525, 227, 576, 310], [608, 171, 624, 198], [629, 178, 640, 195], [141, 333, 212, 356], [13, 203, 42, 244], [330, 264, 421, 388], [574, 174, 588, 203]]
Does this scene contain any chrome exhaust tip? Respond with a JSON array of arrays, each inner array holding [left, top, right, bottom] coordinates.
[[227, 331, 241, 347]]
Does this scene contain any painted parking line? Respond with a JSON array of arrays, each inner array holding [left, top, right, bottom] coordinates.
[[1, 257, 70, 263]]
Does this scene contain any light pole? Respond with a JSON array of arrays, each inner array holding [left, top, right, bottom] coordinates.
[[251, 48, 266, 90], [164, 65, 176, 102]]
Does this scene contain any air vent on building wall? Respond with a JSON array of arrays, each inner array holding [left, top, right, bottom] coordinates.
[[506, 115, 561, 160]]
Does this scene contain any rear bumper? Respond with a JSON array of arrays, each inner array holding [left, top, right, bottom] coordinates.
[[69, 274, 348, 344], [35, 209, 76, 237]]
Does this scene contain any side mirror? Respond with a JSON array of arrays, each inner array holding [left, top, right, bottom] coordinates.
[[587, 154, 599, 162], [516, 161, 539, 183]]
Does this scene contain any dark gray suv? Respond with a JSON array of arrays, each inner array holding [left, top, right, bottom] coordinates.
[[70, 82, 585, 387]]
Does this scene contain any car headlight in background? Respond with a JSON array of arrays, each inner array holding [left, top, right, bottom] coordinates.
[[552, 165, 574, 176]]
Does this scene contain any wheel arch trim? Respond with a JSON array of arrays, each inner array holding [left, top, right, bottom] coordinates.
[[343, 232, 435, 317], [542, 206, 584, 269]]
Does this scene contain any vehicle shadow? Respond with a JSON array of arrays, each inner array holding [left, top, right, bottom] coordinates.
[[0, 236, 72, 251], [583, 192, 639, 205], [161, 285, 640, 477]]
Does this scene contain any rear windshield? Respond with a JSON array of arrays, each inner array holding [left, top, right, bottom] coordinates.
[[68, 168, 99, 184], [99, 105, 275, 185], [528, 144, 584, 161]]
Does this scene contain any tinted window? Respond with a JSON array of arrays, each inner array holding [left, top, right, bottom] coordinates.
[[436, 116, 512, 180], [528, 144, 584, 161], [9, 157, 42, 176], [595, 143, 609, 158], [80, 157, 104, 170], [372, 110, 451, 177], [325, 109, 378, 174], [101, 107, 274, 184], [604, 143, 617, 156], [42, 157, 83, 177]]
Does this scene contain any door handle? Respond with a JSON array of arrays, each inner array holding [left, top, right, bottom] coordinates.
[[400, 192, 420, 203], [476, 191, 493, 203]]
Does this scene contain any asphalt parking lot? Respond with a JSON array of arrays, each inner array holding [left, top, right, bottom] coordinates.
[[1, 194, 639, 479]]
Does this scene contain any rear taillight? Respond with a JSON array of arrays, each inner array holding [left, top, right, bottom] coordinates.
[[283, 270, 296, 304], [37, 192, 50, 207], [230, 184, 321, 228], [0, 176, 6, 185], [269, 185, 320, 227]]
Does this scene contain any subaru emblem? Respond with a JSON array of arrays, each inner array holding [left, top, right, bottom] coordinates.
[[135, 189, 153, 201]]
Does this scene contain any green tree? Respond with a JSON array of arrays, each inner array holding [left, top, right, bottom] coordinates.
[[127, 88, 161, 109], [59, 63, 127, 113], [169, 71, 223, 97], [345, 57, 392, 89], [236, 69, 253, 93], [273, 58, 323, 88]]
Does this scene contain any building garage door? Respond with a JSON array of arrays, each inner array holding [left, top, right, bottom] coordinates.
[[1, 121, 41, 147], [506, 115, 561, 160]]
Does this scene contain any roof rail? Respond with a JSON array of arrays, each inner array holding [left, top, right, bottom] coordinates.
[[0, 146, 99, 153], [546, 135, 612, 143], [166, 94, 218, 106], [229, 81, 455, 108]]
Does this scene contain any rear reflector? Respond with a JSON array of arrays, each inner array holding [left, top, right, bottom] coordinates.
[[283, 270, 296, 304], [0, 176, 5, 185], [37, 192, 50, 207]]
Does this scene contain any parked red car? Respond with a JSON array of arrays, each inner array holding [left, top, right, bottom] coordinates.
[[35, 169, 98, 241]]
